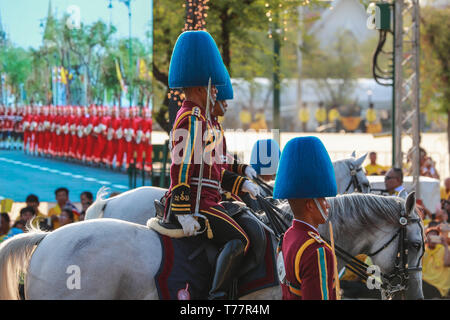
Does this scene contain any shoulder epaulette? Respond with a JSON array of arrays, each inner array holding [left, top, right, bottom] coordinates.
[[307, 231, 324, 244]]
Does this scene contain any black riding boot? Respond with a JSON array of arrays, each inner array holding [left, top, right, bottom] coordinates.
[[208, 239, 245, 300]]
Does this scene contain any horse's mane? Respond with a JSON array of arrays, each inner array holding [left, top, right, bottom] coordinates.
[[278, 193, 407, 234], [328, 193, 405, 231]]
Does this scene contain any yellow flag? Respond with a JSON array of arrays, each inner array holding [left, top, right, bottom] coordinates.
[[138, 58, 148, 80], [115, 59, 127, 93], [60, 67, 68, 85]]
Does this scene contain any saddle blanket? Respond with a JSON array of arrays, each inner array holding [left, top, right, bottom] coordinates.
[[155, 231, 279, 300]]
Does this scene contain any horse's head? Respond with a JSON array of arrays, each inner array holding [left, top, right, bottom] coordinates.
[[333, 152, 370, 194], [368, 192, 424, 300]]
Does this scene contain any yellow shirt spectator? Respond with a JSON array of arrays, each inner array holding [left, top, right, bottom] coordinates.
[[441, 186, 450, 201], [298, 108, 310, 123], [328, 108, 340, 122], [366, 108, 377, 123], [239, 109, 252, 125], [365, 163, 387, 176], [422, 244, 450, 297], [315, 107, 327, 123]]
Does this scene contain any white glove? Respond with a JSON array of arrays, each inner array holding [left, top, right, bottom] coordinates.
[[245, 166, 257, 180], [176, 214, 201, 236], [242, 180, 260, 200]]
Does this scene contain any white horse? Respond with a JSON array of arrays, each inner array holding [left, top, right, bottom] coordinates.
[[85, 153, 369, 223], [0, 192, 422, 300]]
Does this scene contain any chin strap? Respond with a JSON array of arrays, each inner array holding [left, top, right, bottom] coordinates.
[[218, 101, 225, 114], [313, 198, 329, 222]]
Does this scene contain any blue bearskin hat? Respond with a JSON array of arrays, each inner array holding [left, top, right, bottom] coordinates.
[[273, 136, 337, 199], [250, 139, 281, 176], [216, 67, 233, 101], [168, 31, 227, 89]]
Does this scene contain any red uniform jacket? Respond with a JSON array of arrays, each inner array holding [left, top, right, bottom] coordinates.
[[166, 101, 247, 217], [279, 220, 337, 300]]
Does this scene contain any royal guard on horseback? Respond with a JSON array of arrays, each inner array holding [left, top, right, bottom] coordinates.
[[142, 107, 153, 173], [162, 31, 261, 300], [274, 136, 338, 300], [210, 68, 258, 203], [84, 104, 97, 163]]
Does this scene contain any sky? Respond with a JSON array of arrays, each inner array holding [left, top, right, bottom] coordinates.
[[0, 0, 152, 49]]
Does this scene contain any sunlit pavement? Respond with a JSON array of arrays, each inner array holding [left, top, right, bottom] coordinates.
[[0, 150, 133, 202]]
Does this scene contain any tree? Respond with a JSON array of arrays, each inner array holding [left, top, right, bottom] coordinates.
[[421, 6, 450, 169], [302, 30, 359, 110]]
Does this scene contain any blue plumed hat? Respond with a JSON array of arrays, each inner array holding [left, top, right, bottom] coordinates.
[[168, 31, 227, 89], [273, 136, 337, 199], [216, 67, 233, 101], [250, 139, 281, 176]]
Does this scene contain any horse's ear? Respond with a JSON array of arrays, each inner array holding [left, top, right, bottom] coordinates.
[[354, 153, 368, 168], [351, 151, 356, 158], [405, 191, 416, 216]]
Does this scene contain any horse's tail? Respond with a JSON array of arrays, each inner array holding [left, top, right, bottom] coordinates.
[[0, 230, 48, 299], [85, 186, 111, 220]]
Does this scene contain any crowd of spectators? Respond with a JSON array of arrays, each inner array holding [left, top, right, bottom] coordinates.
[[0, 187, 94, 242]]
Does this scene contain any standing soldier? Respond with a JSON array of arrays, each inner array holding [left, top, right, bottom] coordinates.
[[93, 105, 108, 166], [42, 106, 51, 155], [106, 106, 120, 168], [55, 106, 64, 157], [0, 105, 5, 149], [84, 104, 97, 164], [22, 105, 32, 152], [15, 106, 24, 150], [163, 31, 260, 299], [69, 106, 79, 159], [47, 105, 56, 156], [132, 106, 144, 170], [124, 106, 135, 170], [142, 107, 153, 173], [29, 106, 39, 154], [116, 107, 129, 170], [77, 106, 89, 161], [62, 106, 72, 158], [274, 136, 338, 300]]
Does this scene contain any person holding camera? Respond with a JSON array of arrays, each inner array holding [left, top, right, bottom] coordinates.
[[422, 222, 450, 299]]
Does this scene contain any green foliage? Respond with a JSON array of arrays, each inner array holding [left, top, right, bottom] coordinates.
[[420, 6, 450, 115]]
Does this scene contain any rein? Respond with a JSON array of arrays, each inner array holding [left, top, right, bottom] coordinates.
[[343, 164, 365, 194]]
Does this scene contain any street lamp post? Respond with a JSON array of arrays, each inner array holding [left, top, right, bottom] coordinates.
[[116, 0, 133, 107]]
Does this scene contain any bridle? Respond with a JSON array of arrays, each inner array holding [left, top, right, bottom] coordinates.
[[343, 163, 367, 194], [326, 206, 424, 300]]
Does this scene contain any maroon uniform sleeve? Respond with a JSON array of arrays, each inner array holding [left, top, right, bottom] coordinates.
[[169, 112, 203, 216], [299, 244, 337, 300]]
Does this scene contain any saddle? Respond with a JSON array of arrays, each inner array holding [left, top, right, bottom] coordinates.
[[149, 197, 270, 298]]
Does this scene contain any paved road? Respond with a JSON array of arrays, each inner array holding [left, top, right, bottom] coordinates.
[[0, 150, 139, 202]]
